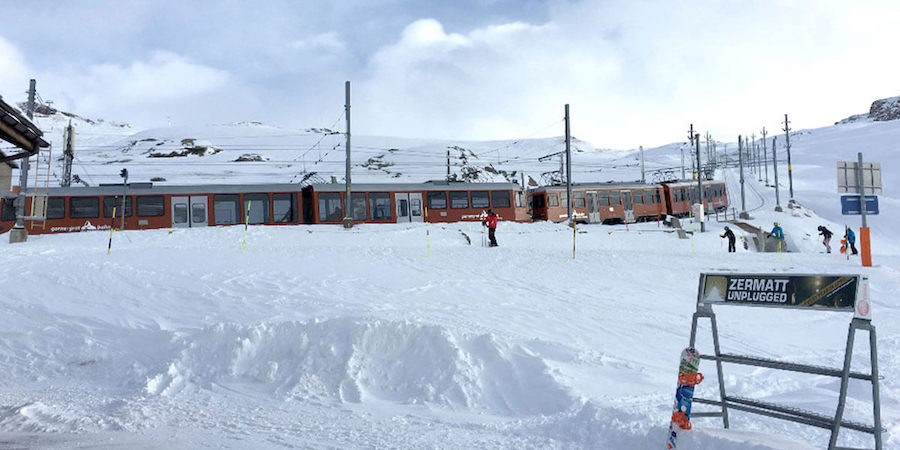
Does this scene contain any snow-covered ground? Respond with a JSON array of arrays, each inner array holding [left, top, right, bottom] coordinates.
[[1, 109, 899, 448]]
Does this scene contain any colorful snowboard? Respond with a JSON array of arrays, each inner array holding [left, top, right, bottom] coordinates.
[[666, 347, 703, 449]]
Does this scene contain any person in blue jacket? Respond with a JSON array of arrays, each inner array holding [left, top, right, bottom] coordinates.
[[845, 226, 858, 255], [769, 222, 785, 252]]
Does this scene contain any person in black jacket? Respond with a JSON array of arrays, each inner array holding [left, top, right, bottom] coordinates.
[[720, 226, 736, 253], [817, 225, 833, 253]]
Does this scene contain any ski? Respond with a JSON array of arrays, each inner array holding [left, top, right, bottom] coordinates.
[[666, 347, 703, 449]]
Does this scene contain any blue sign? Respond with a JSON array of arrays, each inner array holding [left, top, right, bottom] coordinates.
[[841, 195, 879, 215]]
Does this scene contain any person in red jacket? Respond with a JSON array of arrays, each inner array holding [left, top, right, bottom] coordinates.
[[483, 209, 499, 247]]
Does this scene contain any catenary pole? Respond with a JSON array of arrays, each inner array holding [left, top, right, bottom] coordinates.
[[783, 114, 794, 205], [761, 127, 768, 185], [772, 136, 782, 212], [695, 133, 704, 232], [739, 135, 749, 219], [640, 145, 645, 183], [11, 79, 37, 243], [343, 81, 353, 228], [565, 104, 573, 223]]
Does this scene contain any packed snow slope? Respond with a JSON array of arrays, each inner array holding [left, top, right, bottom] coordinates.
[[1, 171, 898, 448]]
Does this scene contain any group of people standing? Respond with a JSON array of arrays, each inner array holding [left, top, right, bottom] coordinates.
[[719, 222, 859, 255]]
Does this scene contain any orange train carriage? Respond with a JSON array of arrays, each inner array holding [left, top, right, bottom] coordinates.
[[0, 181, 528, 235], [527, 180, 728, 224]]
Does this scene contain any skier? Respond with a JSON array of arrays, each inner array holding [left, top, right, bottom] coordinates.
[[482, 209, 499, 247], [720, 226, 736, 253], [845, 226, 858, 255], [768, 222, 785, 253], [817, 225, 833, 254]]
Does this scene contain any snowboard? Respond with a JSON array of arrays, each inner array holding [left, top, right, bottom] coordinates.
[[666, 347, 703, 449]]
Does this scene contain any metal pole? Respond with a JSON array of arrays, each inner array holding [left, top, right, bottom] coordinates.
[[639, 145, 645, 183], [858, 152, 867, 229], [784, 114, 794, 204], [62, 121, 74, 187], [11, 79, 37, 243], [343, 81, 353, 228], [121, 169, 127, 231], [565, 104, 573, 223], [696, 133, 704, 232], [762, 127, 769, 185], [680, 145, 686, 180], [772, 136, 782, 212], [739, 136, 748, 219], [447, 148, 450, 181]]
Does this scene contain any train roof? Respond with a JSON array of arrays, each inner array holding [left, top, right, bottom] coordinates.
[[661, 179, 725, 187], [529, 182, 656, 192], [21, 180, 522, 197]]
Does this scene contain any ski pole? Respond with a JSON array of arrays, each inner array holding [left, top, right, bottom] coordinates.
[[107, 206, 116, 255]]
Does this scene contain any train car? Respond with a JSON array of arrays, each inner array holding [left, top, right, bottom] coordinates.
[[0, 181, 527, 235], [661, 180, 728, 217], [302, 181, 526, 225], [528, 183, 666, 224]]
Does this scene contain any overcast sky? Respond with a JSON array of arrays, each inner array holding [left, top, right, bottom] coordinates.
[[1, 0, 898, 148]]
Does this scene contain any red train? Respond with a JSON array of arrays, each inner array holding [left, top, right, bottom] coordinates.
[[0, 181, 527, 235], [527, 180, 728, 224], [0, 179, 726, 235]]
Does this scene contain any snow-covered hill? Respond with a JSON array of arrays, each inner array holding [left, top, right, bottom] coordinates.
[[1, 102, 898, 448]]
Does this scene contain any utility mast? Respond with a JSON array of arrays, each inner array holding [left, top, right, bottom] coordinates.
[[61, 120, 74, 187], [783, 114, 795, 206], [565, 104, 572, 223], [761, 127, 768, 185], [11, 79, 37, 243], [342, 81, 353, 229]]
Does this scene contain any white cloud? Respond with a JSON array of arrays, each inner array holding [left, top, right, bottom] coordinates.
[[290, 32, 346, 53], [355, 1, 900, 148], [0, 36, 31, 104]]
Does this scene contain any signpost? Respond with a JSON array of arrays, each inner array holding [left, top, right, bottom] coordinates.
[[687, 273, 881, 450], [837, 156, 881, 267]]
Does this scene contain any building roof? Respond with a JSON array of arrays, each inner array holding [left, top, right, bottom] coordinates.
[[0, 94, 50, 164]]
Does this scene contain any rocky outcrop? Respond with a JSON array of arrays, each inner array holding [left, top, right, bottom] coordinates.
[[869, 96, 900, 121]]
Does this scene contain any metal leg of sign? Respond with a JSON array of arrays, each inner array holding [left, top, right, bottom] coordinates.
[[829, 321, 857, 450], [829, 318, 882, 450], [689, 309, 730, 429], [709, 312, 730, 429], [868, 321, 883, 450]]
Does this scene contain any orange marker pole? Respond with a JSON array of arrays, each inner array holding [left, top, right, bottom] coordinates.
[[861, 227, 872, 267], [107, 207, 116, 254]]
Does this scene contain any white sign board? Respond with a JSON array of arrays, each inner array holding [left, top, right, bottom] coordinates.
[[837, 161, 882, 195]]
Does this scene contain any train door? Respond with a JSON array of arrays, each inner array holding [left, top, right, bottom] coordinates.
[[587, 192, 600, 223], [622, 191, 635, 222], [394, 192, 424, 223], [172, 196, 208, 228]]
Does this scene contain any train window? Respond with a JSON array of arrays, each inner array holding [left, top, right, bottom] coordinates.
[[174, 203, 188, 224], [597, 191, 608, 206], [273, 193, 297, 223], [573, 192, 585, 208], [491, 191, 511, 208], [370, 193, 391, 220], [46, 197, 65, 219], [633, 191, 644, 204], [516, 191, 524, 207], [471, 191, 489, 208], [654, 190, 661, 203], [192, 203, 206, 223], [427, 191, 447, 209], [559, 192, 567, 207], [318, 193, 343, 222], [351, 193, 367, 221], [70, 197, 100, 218], [1, 198, 15, 221], [610, 191, 620, 206], [214, 194, 241, 224], [103, 196, 132, 217], [449, 191, 469, 209], [136, 196, 165, 217], [547, 193, 559, 207], [244, 193, 269, 224]]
